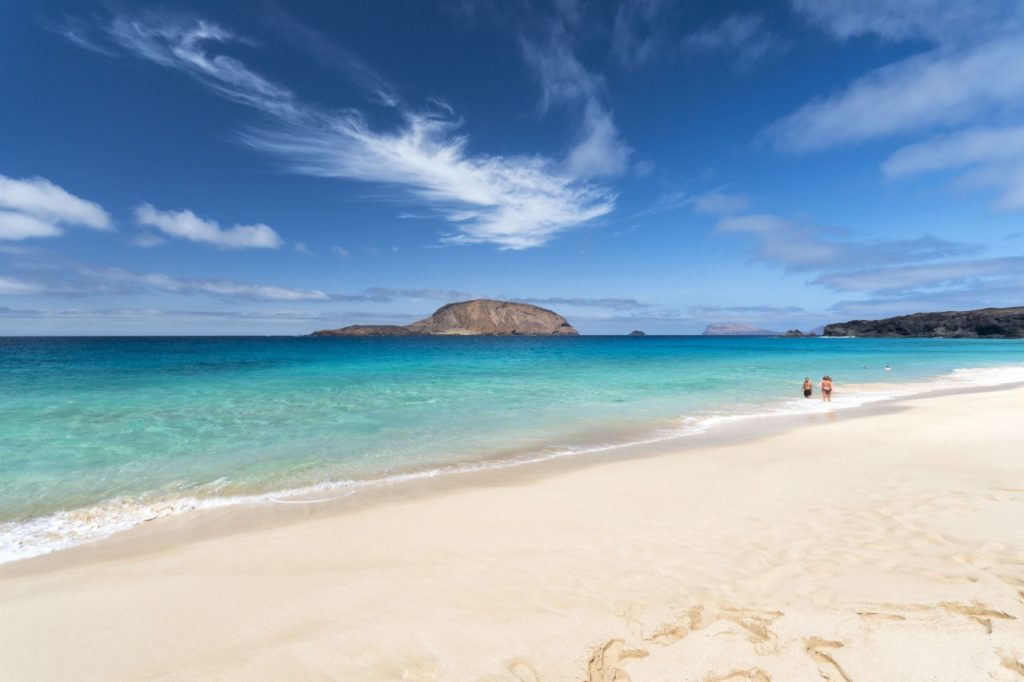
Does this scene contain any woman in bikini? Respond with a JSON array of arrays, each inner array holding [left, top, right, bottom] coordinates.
[[802, 377, 813, 398], [820, 375, 833, 402]]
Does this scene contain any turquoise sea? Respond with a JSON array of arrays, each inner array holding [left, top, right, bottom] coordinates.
[[3, 335, 1024, 562]]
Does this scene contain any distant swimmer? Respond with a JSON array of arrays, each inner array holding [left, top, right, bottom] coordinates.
[[820, 375, 833, 403], [802, 377, 813, 398], [884, 364, 892, 371]]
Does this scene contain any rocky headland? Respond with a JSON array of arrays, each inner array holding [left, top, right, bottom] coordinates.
[[824, 306, 1024, 338], [312, 299, 579, 337]]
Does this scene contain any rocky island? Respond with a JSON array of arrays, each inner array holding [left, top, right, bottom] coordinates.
[[312, 299, 579, 337], [702, 323, 780, 336], [824, 306, 1024, 338]]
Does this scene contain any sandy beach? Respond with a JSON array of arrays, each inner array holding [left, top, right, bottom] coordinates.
[[2, 386, 1024, 681]]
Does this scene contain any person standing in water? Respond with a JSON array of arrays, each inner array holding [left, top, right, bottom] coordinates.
[[820, 375, 833, 402], [802, 377, 813, 398]]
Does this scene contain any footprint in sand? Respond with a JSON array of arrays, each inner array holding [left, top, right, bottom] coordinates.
[[1001, 655, 1024, 677], [805, 637, 852, 682], [856, 610, 906, 622], [941, 601, 1015, 634], [507, 659, 540, 682], [586, 639, 649, 682], [644, 605, 705, 646], [704, 669, 772, 682], [721, 609, 783, 656]]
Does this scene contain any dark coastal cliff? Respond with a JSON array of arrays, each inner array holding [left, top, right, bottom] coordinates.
[[824, 307, 1024, 338], [312, 299, 579, 337]]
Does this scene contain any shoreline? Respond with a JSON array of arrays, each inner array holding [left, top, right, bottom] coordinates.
[[4, 371, 1024, 573], [2, 384, 1024, 679]]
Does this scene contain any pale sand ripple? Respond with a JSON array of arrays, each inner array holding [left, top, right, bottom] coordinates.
[[1, 387, 1024, 680]]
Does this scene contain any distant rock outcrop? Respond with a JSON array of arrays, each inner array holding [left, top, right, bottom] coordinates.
[[702, 323, 780, 336], [314, 325, 415, 336], [824, 307, 1024, 338], [312, 299, 579, 337], [783, 329, 816, 337], [628, 330, 646, 336]]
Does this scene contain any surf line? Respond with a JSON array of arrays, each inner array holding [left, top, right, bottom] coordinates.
[[269, 491, 356, 505]]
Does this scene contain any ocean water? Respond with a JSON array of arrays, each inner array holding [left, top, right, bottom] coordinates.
[[2, 335, 1024, 562]]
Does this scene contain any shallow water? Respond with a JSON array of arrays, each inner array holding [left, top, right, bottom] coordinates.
[[2, 335, 1023, 561]]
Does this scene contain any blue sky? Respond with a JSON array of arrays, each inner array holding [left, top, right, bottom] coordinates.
[[2, 0, 1023, 334]]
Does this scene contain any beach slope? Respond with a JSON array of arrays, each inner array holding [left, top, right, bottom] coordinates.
[[2, 388, 1024, 680]]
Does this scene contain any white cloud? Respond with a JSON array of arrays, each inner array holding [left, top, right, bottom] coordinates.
[[93, 14, 615, 250], [813, 255, 1024, 293], [85, 267, 328, 301], [257, 5, 400, 108], [777, 1, 1024, 214], [610, 0, 668, 69], [331, 245, 350, 258], [765, 38, 1024, 152], [715, 213, 977, 271], [681, 14, 778, 71], [134, 203, 283, 249], [821, 254, 1024, 319], [692, 191, 749, 215], [521, 26, 631, 179], [0, 276, 43, 295], [0, 174, 112, 240], [632, 160, 654, 177], [882, 126, 1024, 209], [245, 113, 614, 249], [0, 211, 63, 240], [514, 296, 651, 312], [789, 0, 1023, 44], [565, 100, 632, 179], [107, 16, 298, 119]]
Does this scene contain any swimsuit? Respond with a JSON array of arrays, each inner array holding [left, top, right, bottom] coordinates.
[[803, 388, 812, 397]]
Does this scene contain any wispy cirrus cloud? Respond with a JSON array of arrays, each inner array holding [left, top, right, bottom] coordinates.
[[773, 0, 1024, 215], [360, 287, 474, 302], [521, 23, 632, 179], [634, 188, 749, 218], [0, 276, 45, 295], [764, 37, 1024, 153], [788, 0, 1022, 44], [610, 2, 779, 72], [689, 304, 810, 319], [0, 306, 329, 321], [681, 14, 780, 71], [0, 264, 477, 305], [0, 174, 112, 240], [243, 111, 615, 249], [82, 267, 328, 301], [513, 296, 651, 312], [106, 15, 299, 118], [134, 204, 283, 249], [692, 190, 749, 215], [610, 0, 669, 69], [70, 12, 615, 250], [882, 126, 1024, 210], [715, 213, 978, 271], [813, 255, 1024, 294], [256, 4, 400, 108]]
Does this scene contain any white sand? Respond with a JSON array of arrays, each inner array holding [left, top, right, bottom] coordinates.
[[2, 387, 1024, 681]]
